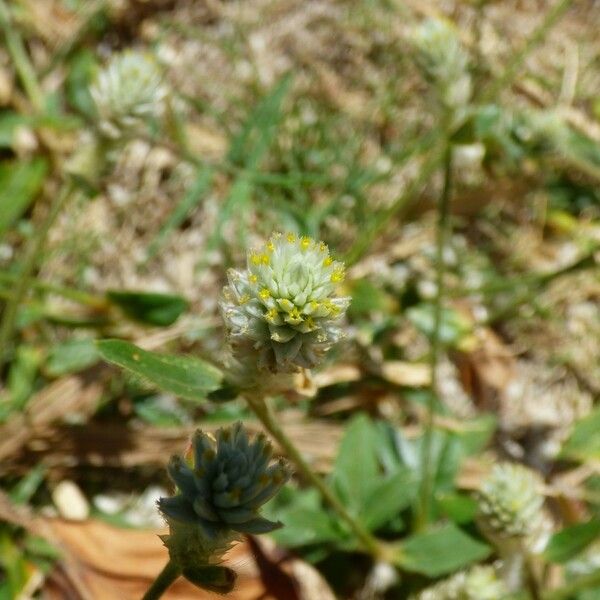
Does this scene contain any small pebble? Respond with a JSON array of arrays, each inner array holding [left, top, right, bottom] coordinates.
[[52, 480, 90, 521]]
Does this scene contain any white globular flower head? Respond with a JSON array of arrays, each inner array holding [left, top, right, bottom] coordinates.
[[412, 565, 508, 600], [220, 232, 351, 377], [412, 18, 472, 111], [90, 50, 168, 140], [477, 462, 545, 542]]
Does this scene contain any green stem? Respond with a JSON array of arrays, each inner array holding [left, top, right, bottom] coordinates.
[[0, 0, 44, 111], [417, 142, 453, 530], [524, 554, 542, 600], [543, 568, 600, 600], [0, 181, 76, 374], [142, 560, 181, 600], [480, 0, 573, 103], [245, 394, 386, 560]]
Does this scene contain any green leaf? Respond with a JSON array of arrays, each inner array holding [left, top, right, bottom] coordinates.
[[66, 49, 98, 117], [332, 414, 379, 510], [436, 492, 478, 525], [267, 487, 345, 548], [6, 345, 43, 410], [134, 396, 187, 427], [544, 520, 600, 564], [9, 464, 46, 505], [271, 507, 343, 547], [561, 407, 600, 461], [397, 524, 491, 577], [107, 290, 188, 326], [96, 339, 222, 402], [360, 467, 417, 531], [45, 338, 99, 376], [0, 158, 48, 239]]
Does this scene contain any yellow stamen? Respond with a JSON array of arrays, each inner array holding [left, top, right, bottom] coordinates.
[[259, 288, 271, 300], [266, 308, 278, 322], [323, 257, 333, 267], [238, 294, 250, 304], [266, 241, 275, 252], [319, 242, 327, 252], [261, 254, 270, 265], [330, 268, 345, 283], [286, 232, 296, 243], [249, 274, 258, 283], [300, 236, 311, 250], [250, 253, 261, 266]]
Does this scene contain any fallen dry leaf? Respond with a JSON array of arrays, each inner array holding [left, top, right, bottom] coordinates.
[[0, 492, 334, 600], [381, 361, 431, 387], [45, 520, 335, 600]]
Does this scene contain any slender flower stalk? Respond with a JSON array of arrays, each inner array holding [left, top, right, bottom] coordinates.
[[142, 561, 181, 600], [220, 233, 387, 560], [417, 143, 453, 530], [245, 393, 386, 560]]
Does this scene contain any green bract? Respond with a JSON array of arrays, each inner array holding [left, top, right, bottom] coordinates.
[[477, 462, 545, 540], [158, 423, 289, 539], [220, 232, 351, 374], [90, 50, 167, 139]]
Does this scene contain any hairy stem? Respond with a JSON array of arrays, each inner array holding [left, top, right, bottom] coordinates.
[[245, 393, 386, 560], [524, 554, 542, 600], [417, 142, 453, 530], [142, 560, 181, 600], [0, 181, 76, 375]]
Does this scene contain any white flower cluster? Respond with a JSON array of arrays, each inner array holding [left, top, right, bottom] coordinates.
[[90, 50, 168, 139], [477, 462, 546, 542], [412, 19, 472, 111], [220, 232, 350, 376], [413, 565, 508, 600]]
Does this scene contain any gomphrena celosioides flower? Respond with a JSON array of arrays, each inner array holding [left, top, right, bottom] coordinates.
[[90, 50, 168, 140], [220, 232, 351, 375], [159, 422, 289, 539], [477, 462, 546, 543], [413, 565, 508, 600], [411, 18, 472, 111]]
